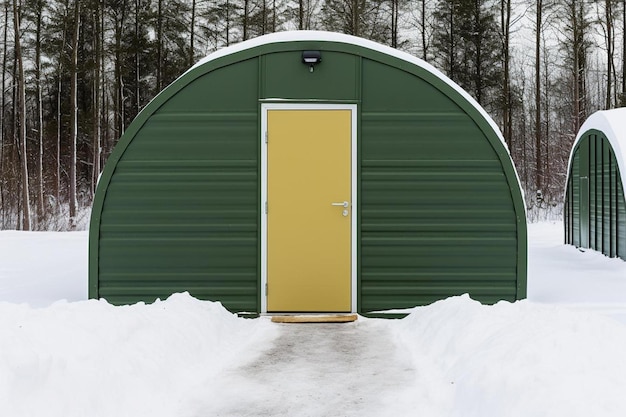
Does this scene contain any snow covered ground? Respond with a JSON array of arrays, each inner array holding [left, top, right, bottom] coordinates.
[[0, 222, 625, 416]]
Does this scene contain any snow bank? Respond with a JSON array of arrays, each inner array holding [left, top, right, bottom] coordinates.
[[0, 292, 277, 417], [528, 221, 626, 321], [0, 231, 87, 307], [2, 224, 626, 416], [394, 294, 626, 417]]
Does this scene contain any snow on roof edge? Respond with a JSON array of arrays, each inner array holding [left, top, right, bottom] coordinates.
[[185, 31, 527, 210], [187, 31, 509, 153], [567, 109, 626, 196]]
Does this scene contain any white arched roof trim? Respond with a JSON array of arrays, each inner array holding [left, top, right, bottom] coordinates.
[[567, 109, 626, 193], [186, 31, 510, 155]]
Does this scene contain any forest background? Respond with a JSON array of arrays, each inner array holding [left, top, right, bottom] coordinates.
[[0, 0, 618, 230]]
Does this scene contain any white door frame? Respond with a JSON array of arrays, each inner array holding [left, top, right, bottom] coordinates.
[[260, 103, 358, 314]]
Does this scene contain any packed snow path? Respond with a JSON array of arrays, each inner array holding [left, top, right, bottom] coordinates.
[[195, 320, 417, 416]]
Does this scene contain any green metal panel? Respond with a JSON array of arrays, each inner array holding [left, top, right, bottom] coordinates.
[[90, 35, 528, 313], [596, 137, 604, 250], [616, 180, 626, 261], [359, 58, 523, 311], [610, 156, 617, 257], [261, 51, 359, 100], [603, 142, 611, 253], [566, 129, 626, 261], [571, 150, 581, 247], [589, 135, 596, 250], [92, 60, 260, 311], [565, 176, 572, 244], [160, 58, 259, 112], [579, 136, 590, 248]]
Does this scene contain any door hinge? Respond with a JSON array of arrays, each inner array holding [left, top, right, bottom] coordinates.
[[265, 283, 268, 295], [265, 201, 268, 214], [265, 131, 268, 144]]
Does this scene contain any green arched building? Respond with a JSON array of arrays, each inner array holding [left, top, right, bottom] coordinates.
[[565, 109, 626, 260], [89, 31, 527, 315]]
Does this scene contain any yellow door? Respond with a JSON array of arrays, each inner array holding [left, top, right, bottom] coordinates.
[[267, 109, 352, 312]]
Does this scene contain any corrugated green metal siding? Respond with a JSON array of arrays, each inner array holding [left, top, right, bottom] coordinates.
[[595, 137, 603, 249], [565, 176, 571, 244], [261, 51, 359, 100], [91, 39, 527, 313], [603, 144, 611, 253], [96, 60, 260, 310], [616, 180, 626, 260], [579, 138, 590, 247], [566, 131, 626, 261], [359, 59, 519, 310], [571, 151, 581, 247], [589, 135, 596, 250], [610, 157, 617, 257]]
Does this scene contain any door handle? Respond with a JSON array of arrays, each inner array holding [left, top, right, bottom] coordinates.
[[331, 201, 350, 208]]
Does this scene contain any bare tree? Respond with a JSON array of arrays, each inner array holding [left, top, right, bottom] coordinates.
[[500, 0, 512, 149], [390, 0, 399, 47], [134, 0, 141, 116], [419, 0, 429, 60], [69, 0, 79, 226], [535, 0, 543, 193], [92, 0, 102, 198], [1, 2, 9, 227], [156, 0, 163, 89], [598, 0, 618, 108], [55, 0, 69, 216], [623, 0, 626, 105], [432, 0, 458, 82], [190, 0, 196, 66], [320, 0, 391, 43], [34, 0, 45, 224], [561, 0, 591, 131], [13, 0, 30, 230], [112, 1, 127, 137], [296, 0, 320, 29]]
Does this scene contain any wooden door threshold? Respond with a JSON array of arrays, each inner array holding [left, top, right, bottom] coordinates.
[[270, 314, 358, 323]]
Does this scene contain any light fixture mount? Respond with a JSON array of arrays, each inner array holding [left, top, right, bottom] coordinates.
[[302, 50, 322, 72]]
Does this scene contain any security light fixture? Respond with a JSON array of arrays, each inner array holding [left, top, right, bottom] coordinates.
[[302, 50, 322, 72]]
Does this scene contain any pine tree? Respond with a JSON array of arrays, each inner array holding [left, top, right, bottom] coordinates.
[[320, 0, 391, 44], [432, 0, 502, 111]]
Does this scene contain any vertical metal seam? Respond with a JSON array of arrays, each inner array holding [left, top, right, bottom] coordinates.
[[602, 139, 605, 254], [608, 149, 611, 256]]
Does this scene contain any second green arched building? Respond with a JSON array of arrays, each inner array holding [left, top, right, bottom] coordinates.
[[89, 31, 527, 315], [564, 109, 626, 260]]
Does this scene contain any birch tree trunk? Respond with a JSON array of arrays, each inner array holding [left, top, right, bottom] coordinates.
[[1, 2, 9, 227], [13, 0, 30, 231], [421, 0, 427, 60], [134, 0, 140, 116], [92, 0, 102, 197], [156, 0, 163, 91], [501, 0, 512, 150], [190, 0, 196, 66], [69, 0, 80, 226], [535, 0, 542, 193], [113, 3, 127, 138], [604, 0, 614, 109], [622, 0, 626, 105], [57, 0, 69, 216], [35, 0, 45, 224]]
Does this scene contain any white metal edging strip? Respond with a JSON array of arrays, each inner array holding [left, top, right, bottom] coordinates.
[[260, 103, 358, 314]]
